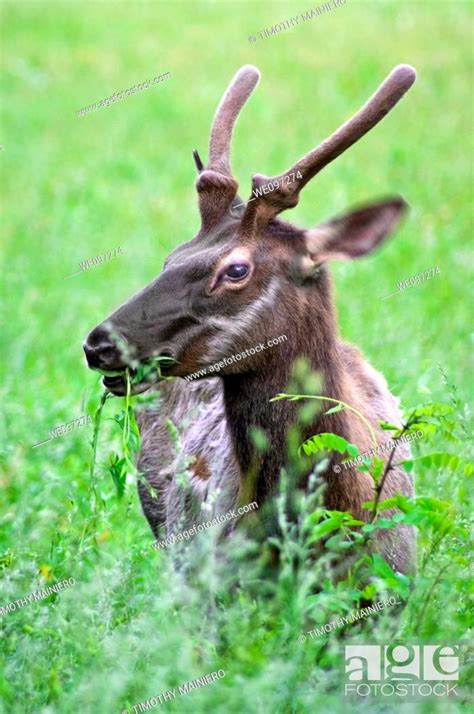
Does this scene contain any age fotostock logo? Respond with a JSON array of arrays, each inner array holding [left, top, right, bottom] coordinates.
[[345, 644, 459, 698]]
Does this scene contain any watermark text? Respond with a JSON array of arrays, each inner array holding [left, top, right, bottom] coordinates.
[[76, 72, 171, 117], [184, 336, 287, 382], [151, 503, 258, 550], [32, 415, 91, 449], [0, 578, 76, 616]]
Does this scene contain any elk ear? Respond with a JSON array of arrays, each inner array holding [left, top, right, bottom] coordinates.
[[302, 197, 408, 266]]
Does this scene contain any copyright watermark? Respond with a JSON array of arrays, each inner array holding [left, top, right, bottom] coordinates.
[[298, 597, 401, 642], [247, 0, 347, 43], [345, 644, 460, 699], [122, 669, 225, 712], [333, 430, 423, 473]]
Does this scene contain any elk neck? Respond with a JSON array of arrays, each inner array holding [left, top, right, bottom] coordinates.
[[221, 268, 357, 504]]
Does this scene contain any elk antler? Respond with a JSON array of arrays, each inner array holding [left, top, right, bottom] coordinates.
[[207, 65, 260, 175], [242, 65, 416, 230], [196, 65, 260, 230]]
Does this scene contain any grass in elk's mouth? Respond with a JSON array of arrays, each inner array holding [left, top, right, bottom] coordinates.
[[101, 355, 177, 394], [89, 388, 111, 509], [131, 355, 177, 385], [89, 358, 176, 507]]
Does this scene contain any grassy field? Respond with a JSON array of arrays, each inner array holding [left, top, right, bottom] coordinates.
[[1, 1, 473, 712]]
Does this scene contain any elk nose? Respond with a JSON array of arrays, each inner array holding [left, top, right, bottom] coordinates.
[[83, 326, 122, 371]]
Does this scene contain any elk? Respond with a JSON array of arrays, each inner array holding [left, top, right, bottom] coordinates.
[[84, 64, 417, 573]]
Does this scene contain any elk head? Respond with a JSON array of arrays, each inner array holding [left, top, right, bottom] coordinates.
[[84, 64, 416, 395]]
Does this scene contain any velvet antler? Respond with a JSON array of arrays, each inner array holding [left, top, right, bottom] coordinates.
[[242, 65, 416, 231], [196, 65, 260, 230]]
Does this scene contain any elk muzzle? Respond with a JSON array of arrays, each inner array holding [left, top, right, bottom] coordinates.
[[83, 273, 194, 394]]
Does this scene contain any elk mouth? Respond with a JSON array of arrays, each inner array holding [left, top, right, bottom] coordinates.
[[101, 372, 151, 397], [100, 357, 176, 397]]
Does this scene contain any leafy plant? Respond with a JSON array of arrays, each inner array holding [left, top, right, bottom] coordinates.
[[88, 358, 174, 501]]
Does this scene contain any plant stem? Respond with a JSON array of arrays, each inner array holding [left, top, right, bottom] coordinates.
[[276, 394, 378, 448], [89, 390, 109, 511], [369, 410, 416, 522]]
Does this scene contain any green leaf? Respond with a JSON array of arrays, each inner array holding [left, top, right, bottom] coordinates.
[[299, 432, 358, 458], [306, 511, 364, 545], [324, 403, 345, 415], [379, 421, 400, 431], [108, 454, 127, 498], [370, 456, 385, 482], [403, 452, 474, 477], [373, 494, 456, 533], [409, 403, 454, 418], [270, 392, 302, 402], [362, 523, 377, 534], [360, 582, 377, 600], [371, 553, 397, 579]]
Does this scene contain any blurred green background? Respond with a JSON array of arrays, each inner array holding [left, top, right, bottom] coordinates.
[[1, 1, 472, 712]]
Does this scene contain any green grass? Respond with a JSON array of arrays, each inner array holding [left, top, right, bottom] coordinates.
[[1, 1, 473, 712]]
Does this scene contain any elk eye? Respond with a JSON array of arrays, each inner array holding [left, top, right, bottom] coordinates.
[[225, 263, 249, 280]]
